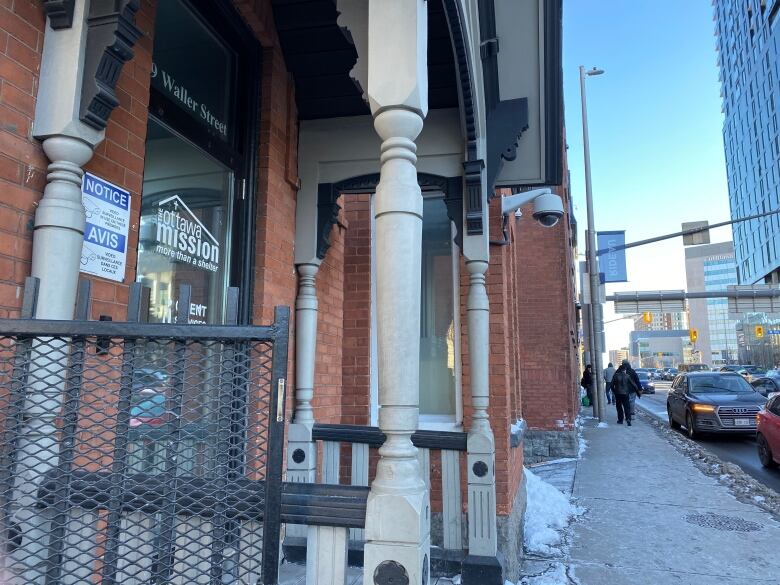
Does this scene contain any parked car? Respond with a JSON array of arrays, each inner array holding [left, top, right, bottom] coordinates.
[[636, 371, 655, 394], [129, 368, 171, 427], [667, 372, 767, 440], [739, 365, 766, 383], [751, 376, 780, 398], [635, 368, 652, 378], [756, 394, 780, 468], [663, 367, 678, 381], [677, 363, 711, 373]]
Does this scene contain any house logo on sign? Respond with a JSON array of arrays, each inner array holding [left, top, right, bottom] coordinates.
[[154, 195, 220, 273]]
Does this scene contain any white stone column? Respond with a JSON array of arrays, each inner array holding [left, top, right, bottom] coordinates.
[[362, 1, 429, 583], [31, 136, 93, 319], [464, 259, 497, 558], [288, 263, 319, 541], [10, 135, 94, 582]]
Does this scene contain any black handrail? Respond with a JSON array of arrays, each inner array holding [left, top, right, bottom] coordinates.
[[312, 423, 468, 451]]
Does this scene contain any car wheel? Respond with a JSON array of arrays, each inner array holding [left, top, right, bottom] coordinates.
[[668, 405, 680, 430], [686, 411, 698, 440], [757, 433, 777, 468]]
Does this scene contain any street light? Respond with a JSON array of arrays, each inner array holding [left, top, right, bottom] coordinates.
[[580, 65, 607, 422]]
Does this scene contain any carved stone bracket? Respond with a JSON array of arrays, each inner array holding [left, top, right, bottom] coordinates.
[[463, 159, 485, 236], [486, 98, 529, 194], [79, 0, 142, 131], [316, 172, 465, 260], [316, 183, 341, 260], [43, 0, 76, 29]]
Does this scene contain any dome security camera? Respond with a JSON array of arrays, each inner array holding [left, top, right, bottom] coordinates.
[[531, 191, 564, 228]]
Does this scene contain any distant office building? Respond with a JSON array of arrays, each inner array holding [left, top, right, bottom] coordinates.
[[633, 312, 688, 332], [609, 348, 629, 366], [685, 242, 740, 366], [628, 331, 689, 368], [713, 1, 780, 283]]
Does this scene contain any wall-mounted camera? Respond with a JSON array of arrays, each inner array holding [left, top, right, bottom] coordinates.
[[500, 188, 564, 228]]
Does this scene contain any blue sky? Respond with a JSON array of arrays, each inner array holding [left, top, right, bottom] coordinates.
[[563, 0, 733, 354]]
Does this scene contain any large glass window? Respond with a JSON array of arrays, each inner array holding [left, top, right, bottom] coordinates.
[[137, 119, 233, 324], [419, 198, 458, 417]]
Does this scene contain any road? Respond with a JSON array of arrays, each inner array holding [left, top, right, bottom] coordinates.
[[635, 380, 780, 493]]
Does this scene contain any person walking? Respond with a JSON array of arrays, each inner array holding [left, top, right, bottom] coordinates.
[[603, 362, 616, 405], [611, 363, 639, 425], [622, 359, 642, 418], [581, 364, 594, 407]]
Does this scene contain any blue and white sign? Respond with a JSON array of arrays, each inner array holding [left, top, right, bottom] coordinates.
[[80, 173, 131, 282], [597, 230, 628, 283]]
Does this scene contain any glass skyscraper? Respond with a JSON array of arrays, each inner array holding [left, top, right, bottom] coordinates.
[[703, 256, 740, 365], [714, 1, 780, 283]]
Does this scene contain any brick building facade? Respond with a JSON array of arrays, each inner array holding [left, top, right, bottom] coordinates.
[[0, 0, 578, 583]]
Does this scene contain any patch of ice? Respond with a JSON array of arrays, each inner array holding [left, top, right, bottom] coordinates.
[[596, 422, 609, 428], [523, 468, 582, 556], [518, 562, 569, 585]]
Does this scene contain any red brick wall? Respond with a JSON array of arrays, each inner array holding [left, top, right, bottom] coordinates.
[[0, 0, 49, 318], [341, 195, 372, 425], [313, 198, 347, 424], [515, 185, 579, 432]]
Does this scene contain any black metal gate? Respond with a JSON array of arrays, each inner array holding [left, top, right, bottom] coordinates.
[[0, 279, 289, 584]]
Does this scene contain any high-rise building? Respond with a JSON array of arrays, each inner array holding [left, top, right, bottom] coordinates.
[[685, 242, 740, 366], [713, 1, 780, 284], [633, 312, 688, 332], [609, 348, 629, 366]]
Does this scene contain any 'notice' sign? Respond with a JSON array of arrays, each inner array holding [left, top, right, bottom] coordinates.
[[80, 173, 131, 282]]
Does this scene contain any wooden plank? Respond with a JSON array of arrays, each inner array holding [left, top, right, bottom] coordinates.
[[441, 449, 463, 550], [322, 441, 341, 485], [349, 442, 368, 542], [115, 511, 156, 584]]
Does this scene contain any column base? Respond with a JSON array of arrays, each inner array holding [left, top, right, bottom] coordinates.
[[364, 538, 431, 585], [461, 554, 504, 585]]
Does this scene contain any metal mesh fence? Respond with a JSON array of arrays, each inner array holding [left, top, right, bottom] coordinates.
[[0, 321, 285, 584]]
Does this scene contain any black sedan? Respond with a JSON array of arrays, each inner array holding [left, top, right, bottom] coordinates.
[[667, 372, 767, 440]]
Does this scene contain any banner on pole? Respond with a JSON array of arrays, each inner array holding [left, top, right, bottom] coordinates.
[[597, 230, 627, 283]]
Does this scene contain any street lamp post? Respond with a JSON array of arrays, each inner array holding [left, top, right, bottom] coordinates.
[[580, 65, 606, 422]]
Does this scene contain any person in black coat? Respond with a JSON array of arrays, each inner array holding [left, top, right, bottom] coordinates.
[[622, 359, 642, 417], [581, 364, 594, 406], [612, 363, 640, 425]]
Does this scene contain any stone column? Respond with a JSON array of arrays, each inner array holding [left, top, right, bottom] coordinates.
[[10, 135, 94, 582], [288, 263, 319, 534], [31, 136, 94, 319], [362, 2, 429, 583], [461, 259, 502, 584]]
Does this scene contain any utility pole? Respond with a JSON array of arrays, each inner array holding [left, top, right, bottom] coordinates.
[[580, 65, 606, 422]]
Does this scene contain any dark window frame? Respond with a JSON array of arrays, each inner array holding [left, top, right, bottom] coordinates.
[[146, 0, 262, 325]]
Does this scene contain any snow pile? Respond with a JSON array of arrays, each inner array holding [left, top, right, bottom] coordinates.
[[518, 563, 570, 585], [596, 421, 609, 429], [523, 468, 582, 555]]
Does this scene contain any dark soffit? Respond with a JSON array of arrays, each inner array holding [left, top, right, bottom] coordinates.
[[271, 0, 458, 120]]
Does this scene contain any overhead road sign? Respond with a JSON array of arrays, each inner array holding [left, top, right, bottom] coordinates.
[[727, 285, 780, 315], [612, 290, 686, 314]]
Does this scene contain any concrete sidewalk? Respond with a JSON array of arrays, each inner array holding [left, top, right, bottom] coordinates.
[[525, 414, 780, 585]]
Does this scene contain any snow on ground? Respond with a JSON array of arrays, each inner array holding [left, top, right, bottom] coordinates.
[[596, 421, 609, 428], [517, 563, 570, 585], [523, 468, 582, 556]]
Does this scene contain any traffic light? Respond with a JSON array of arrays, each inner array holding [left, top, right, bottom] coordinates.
[[756, 325, 765, 338], [642, 311, 653, 323], [689, 329, 698, 343]]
